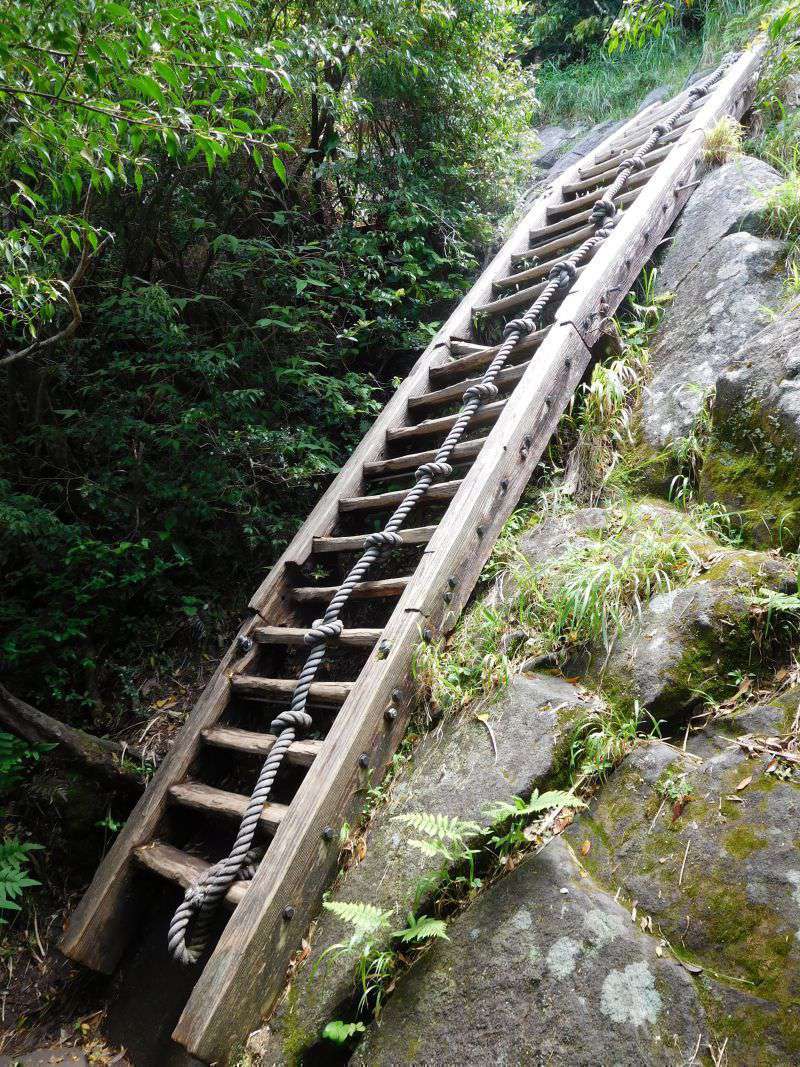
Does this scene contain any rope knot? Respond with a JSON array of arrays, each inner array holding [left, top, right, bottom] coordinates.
[[304, 618, 344, 646], [622, 153, 646, 172], [462, 381, 499, 403], [689, 83, 709, 99], [590, 198, 617, 226], [415, 460, 452, 482], [652, 121, 670, 137], [271, 708, 313, 734], [365, 530, 403, 551], [502, 317, 532, 339], [548, 262, 578, 289]]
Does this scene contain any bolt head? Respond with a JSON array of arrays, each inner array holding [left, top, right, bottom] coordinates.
[[443, 592, 452, 604], [384, 706, 397, 723], [391, 688, 403, 703], [322, 826, 335, 842], [283, 905, 295, 921], [237, 634, 253, 654], [359, 752, 370, 769]]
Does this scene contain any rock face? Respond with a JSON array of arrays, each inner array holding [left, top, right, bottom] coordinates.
[[701, 312, 800, 547], [599, 549, 795, 719], [568, 715, 800, 1065], [643, 231, 787, 450], [260, 674, 590, 1064], [353, 838, 709, 1067], [641, 156, 786, 454]]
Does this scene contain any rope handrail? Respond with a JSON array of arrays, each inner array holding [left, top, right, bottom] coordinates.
[[167, 56, 734, 964]]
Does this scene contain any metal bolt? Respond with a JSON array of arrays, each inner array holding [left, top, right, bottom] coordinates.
[[359, 752, 370, 769], [322, 826, 335, 842], [237, 634, 253, 654], [422, 627, 432, 642], [283, 905, 295, 921], [447, 576, 457, 589], [564, 357, 571, 369], [384, 706, 397, 723], [476, 525, 485, 538], [444, 592, 452, 604], [377, 639, 391, 658], [392, 687, 403, 703], [544, 396, 552, 410], [499, 479, 509, 493]]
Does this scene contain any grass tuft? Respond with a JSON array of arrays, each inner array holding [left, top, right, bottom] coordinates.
[[703, 116, 744, 165]]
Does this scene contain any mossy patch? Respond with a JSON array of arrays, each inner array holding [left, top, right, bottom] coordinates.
[[724, 823, 769, 859]]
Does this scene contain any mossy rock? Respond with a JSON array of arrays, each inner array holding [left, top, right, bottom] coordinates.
[[566, 736, 800, 1064], [597, 548, 795, 721]]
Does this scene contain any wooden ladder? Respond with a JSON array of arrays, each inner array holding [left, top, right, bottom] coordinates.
[[60, 43, 763, 1064]]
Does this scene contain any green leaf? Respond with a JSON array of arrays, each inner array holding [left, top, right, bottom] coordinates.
[[272, 154, 287, 185]]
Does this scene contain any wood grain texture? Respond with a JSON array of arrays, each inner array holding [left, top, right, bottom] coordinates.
[[253, 626, 382, 648], [202, 727, 321, 765], [291, 576, 410, 602], [339, 480, 461, 513], [169, 781, 288, 834], [231, 676, 353, 705], [134, 843, 248, 907]]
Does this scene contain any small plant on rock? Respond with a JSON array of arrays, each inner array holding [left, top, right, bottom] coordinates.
[[703, 116, 743, 164]]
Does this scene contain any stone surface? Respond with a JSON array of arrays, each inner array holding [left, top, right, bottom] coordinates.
[[259, 674, 590, 1064], [531, 124, 586, 171], [643, 231, 787, 451], [701, 312, 800, 547], [0, 1051, 90, 1067], [656, 156, 783, 293], [568, 731, 800, 1064], [352, 837, 708, 1067], [600, 548, 794, 720]]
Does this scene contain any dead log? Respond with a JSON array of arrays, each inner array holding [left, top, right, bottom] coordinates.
[[0, 683, 147, 792]]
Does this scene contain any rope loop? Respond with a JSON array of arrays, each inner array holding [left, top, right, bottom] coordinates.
[[590, 197, 617, 226], [548, 262, 578, 289], [689, 83, 708, 98], [364, 530, 403, 551], [462, 381, 499, 403], [503, 317, 532, 339], [304, 618, 344, 646], [652, 121, 670, 137], [415, 460, 452, 482], [622, 153, 646, 172], [271, 708, 313, 734]]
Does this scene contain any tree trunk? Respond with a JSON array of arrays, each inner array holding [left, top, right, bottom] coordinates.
[[0, 683, 148, 792]]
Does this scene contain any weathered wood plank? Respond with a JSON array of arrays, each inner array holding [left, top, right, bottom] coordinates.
[[339, 480, 461, 513], [408, 363, 529, 415], [231, 676, 353, 706], [427, 327, 550, 386], [134, 842, 248, 907], [545, 160, 657, 220], [363, 438, 487, 481], [312, 526, 436, 554], [386, 401, 505, 445], [169, 781, 288, 834], [474, 266, 587, 319], [254, 626, 382, 648], [291, 577, 411, 602], [202, 727, 321, 766]]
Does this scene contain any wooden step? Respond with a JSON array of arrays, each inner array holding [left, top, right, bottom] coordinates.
[[474, 266, 587, 320], [169, 781, 288, 834], [428, 326, 550, 386], [494, 250, 593, 294], [409, 362, 530, 416], [134, 842, 248, 907], [203, 726, 322, 765], [448, 339, 486, 357], [312, 526, 436, 553], [510, 225, 594, 267], [528, 186, 640, 246], [254, 625, 382, 648], [363, 438, 487, 481], [340, 479, 461, 513], [590, 108, 695, 168], [563, 143, 671, 196], [546, 163, 656, 221], [231, 675, 353, 704], [291, 576, 411, 601], [386, 400, 505, 445]]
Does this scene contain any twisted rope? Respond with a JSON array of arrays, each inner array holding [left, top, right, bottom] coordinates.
[[167, 58, 734, 963]]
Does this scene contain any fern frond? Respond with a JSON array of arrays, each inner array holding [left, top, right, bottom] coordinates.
[[322, 900, 393, 938], [394, 812, 481, 842], [393, 913, 449, 943]]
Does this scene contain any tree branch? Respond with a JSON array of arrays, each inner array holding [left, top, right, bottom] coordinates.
[[0, 683, 149, 792]]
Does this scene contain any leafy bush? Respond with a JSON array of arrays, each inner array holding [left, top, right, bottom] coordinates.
[[0, 838, 41, 922]]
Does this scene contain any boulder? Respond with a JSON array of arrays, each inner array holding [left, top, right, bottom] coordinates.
[[599, 548, 794, 720], [656, 156, 783, 293], [258, 674, 590, 1064], [567, 727, 800, 1064], [531, 125, 587, 171], [352, 837, 709, 1067], [700, 312, 800, 547], [643, 231, 787, 452]]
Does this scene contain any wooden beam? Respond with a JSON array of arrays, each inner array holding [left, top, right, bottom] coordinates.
[[363, 438, 487, 481], [428, 327, 550, 386], [231, 676, 353, 706], [169, 781, 287, 834], [408, 364, 529, 415], [202, 727, 321, 766], [291, 577, 410, 602], [253, 626, 381, 648], [339, 480, 461, 513], [386, 401, 505, 445], [134, 843, 248, 908]]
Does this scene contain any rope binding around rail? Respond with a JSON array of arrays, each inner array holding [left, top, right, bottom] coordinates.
[[167, 56, 735, 964]]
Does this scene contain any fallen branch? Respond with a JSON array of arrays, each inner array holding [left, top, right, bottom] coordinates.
[[0, 682, 148, 791]]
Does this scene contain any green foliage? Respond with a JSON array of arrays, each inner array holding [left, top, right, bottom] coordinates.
[[322, 900, 394, 949], [569, 699, 658, 778], [322, 1020, 366, 1045], [392, 912, 449, 943], [1, 0, 536, 721], [0, 733, 52, 795], [484, 789, 586, 856], [0, 838, 42, 921]]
